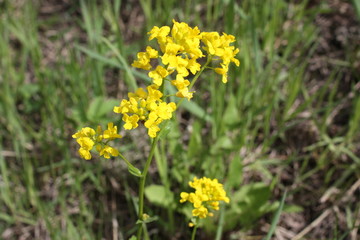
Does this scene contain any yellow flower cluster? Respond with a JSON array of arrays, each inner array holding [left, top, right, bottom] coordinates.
[[113, 85, 176, 138], [74, 21, 240, 155], [201, 32, 240, 83], [180, 177, 230, 219], [132, 20, 240, 100], [72, 123, 122, 160]]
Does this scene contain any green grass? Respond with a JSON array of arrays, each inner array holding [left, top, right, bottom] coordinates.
[[0, 0, 359, 239]]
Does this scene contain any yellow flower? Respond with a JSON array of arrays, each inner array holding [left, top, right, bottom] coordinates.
[[201, 32, 222, 55], [171, 75, 193, 100], [134, 20, 240, 102], [171, 75, 190, 90], [97, 145, 119, 159], [162, 54, 189, 77], [148, 65, 169, 86], [72, 127, 95, 138], [192, 206, 209, 219], [180, 177, 230, 219], [144, 118, 162, 138], [186, 58, 201, 75], [72, 123, 121, 160], [102, 122, 122, 140], [132, 46, 159, 70], [170, 20, 203, 59], [176, 88, 193, 101], [122, 113, 140, 130], [78, 148, 92, 160], [72, 128, 96, 160], [154, 102, 177, 120], [214, 63, 229, 83], [145, 20, 207, 100], [201, 32, 240, 83], [148, 26, 171, 51], [146, 85, 163, 102], [113, 86, 177, 138], [76, 137, 94, 150], [129, 87, 148, 99]]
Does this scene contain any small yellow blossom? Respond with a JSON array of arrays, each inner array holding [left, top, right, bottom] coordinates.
[[72, 123, 122, 160], [176, 88, 193, 101], [123, 114, 140, 130], [171, 75, 193, 100], [148, 65, 169, 86], [76, 137, 95, 151], [170, 20, 203, 59], [214, 63, 229, 83], [78, 148, 92, 160], [72, 127, 95, 138], [132, 46, 159, 70], [180, 177, 230, 219], [148, 26, 171, 51], [102, 122, 122, 139], [97, 145, 119, 159]]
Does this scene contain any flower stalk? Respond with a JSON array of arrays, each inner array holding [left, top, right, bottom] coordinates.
[[137, 135, 160, 239], [191, 225, 198, 240]]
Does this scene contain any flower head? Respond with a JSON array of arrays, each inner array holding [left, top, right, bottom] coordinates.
[[180, 177, 230, 219], [113, 86, 177, 138], [72, 123, 122, 160], [201, 32, 240, 83], [132, 46, 159, 70], [132, 20, 239, 101], [102, 122, 122, 140]]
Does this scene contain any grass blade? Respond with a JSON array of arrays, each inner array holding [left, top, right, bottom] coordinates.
[[263, 190, 287, 240]]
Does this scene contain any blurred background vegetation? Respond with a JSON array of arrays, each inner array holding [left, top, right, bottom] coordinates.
[[0, 0, 359, 239]]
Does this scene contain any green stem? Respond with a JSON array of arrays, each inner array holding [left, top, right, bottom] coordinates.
[[118, 152, 135, 169], [177, 56, 212, 108], [160, 78, 166, 101], [191, 225, 199, 240], [136, 135, 160, 239], [215, 207, 225, 240]]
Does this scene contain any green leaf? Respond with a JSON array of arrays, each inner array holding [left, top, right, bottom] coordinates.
[[158, 120, 173, 138], [210, 136, 233, 154], [144, 216, 158, 224], [137, 215, 158, 224], [128, 166, 142, 177], [223, 94, 241, 126], [144, 184, 174, 207], [129, 236, 137, 240], [187, 121, 202, 158], [283, 204, 303, 213], [86, 97, 119, 122], [183, 100, 213, 122], [0, 213, 15, 224], [227, 182, 274, 228], [226, 154, 243, 190]]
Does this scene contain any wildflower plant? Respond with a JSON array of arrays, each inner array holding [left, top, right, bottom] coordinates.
[[72, 20, 239, 239]]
